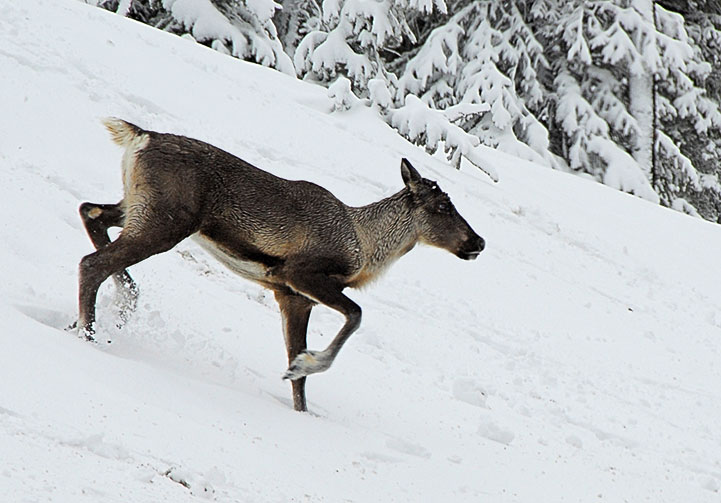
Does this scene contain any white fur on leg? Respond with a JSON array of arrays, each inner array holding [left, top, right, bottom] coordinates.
[[283, 350, 332, 380]]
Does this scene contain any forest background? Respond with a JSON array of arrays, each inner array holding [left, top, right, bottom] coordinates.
[[87, 0, 721, 222]]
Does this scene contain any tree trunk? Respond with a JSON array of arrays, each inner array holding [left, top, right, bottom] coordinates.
[[628, 0, 655, 181], [275, 0, 305, 56]]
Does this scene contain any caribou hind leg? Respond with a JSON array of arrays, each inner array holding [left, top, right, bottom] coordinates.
[[78, 235, 173, 340], [274, 289, 315, 411], [79, 201, 138, 324], [77, 202, 197, 340]]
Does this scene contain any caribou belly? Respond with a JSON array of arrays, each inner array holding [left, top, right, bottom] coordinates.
[[191, 233, 269, 282]]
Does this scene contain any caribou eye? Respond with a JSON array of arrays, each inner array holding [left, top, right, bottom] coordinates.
[[437, 202, 448, 212]]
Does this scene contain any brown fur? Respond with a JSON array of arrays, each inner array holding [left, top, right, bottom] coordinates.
[[76, 119, 485, 411]]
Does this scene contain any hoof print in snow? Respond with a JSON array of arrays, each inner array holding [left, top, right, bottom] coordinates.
[[452, 378, 489, 408], [163, 467, 215, 498], [565, 435, 583, 449], [478, 420, 515, 445], [385, 437, 431, 459], [702, 477, 720, 493]]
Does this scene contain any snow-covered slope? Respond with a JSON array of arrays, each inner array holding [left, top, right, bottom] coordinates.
[[2, 1, 721, 501]]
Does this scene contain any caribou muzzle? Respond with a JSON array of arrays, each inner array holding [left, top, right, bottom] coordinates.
[[456, 235, 486, 260]]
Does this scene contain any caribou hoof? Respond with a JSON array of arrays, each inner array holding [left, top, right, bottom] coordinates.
[[283, 350, 331, 380], [65, 321, 96, 342]]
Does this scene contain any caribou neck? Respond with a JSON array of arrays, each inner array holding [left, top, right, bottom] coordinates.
[[349, 189, 419, 269]]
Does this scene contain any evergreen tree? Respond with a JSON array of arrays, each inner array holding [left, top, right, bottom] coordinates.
[[546, 0, 721, 209], [396, 0, 556, 167], [274, 0, 321, 57], [292, 0, 504, 178], [93, 0, 294, 74], [659, 0, 721, 219], [294, 0, 447, 90], [542, 0, 659, 200]]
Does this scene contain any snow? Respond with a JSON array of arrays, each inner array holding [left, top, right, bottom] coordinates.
[[588, 136, 659, 203], [327, 75, 360, 111], [2, 0, 721, 501], [367, 77, 392, 110]]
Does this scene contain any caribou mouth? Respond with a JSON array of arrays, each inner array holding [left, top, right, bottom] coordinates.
[[458, 250, 481, 260]]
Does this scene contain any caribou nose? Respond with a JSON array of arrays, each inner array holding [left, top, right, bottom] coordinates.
[[459, 235, 485, 260], [468, 235, 485, 254]]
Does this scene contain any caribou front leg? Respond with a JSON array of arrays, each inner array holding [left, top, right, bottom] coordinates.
[[274, 289, 314, 411], [280, 271, 361, 381]]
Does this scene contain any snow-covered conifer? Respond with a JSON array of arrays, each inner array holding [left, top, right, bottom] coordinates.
[[658, 1, 721, 219], [548, 0, 721, 212], [294, 0, 447, 91], [396, 1, 556, 167], [274, 0, 321, 57], [95, 0, 294, 74], [386, 95, 499, 180]]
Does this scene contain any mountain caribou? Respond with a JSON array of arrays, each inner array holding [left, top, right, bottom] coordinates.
[[76, 119, 485, 411]]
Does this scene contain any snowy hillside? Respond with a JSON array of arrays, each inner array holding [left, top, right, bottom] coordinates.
[[2, 1, 721, 501]]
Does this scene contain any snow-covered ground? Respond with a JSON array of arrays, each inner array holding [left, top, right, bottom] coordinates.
[[2, 1, 721, 501]]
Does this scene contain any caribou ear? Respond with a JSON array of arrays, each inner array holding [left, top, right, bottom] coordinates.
[[401, 158, 422, 188]]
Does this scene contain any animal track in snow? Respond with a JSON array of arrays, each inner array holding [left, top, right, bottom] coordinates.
[[385, 437, 431, 459], [452, 378, 489, 408], [477, 419, 515, 445]]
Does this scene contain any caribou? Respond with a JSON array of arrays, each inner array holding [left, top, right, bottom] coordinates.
[[75, 119, 485, 411]]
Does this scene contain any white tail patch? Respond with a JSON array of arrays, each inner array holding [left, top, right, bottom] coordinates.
[[102, 118, 150, 207], [102, 117, 143, 147]]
